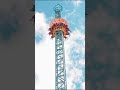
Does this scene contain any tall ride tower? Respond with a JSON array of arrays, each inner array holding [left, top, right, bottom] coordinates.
[[49, 4, 70, 90]]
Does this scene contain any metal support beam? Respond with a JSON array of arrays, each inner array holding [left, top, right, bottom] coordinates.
[[55, 30, 67, 90]]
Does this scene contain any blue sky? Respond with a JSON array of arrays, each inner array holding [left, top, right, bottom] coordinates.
[[35, 0, 85, 32], [35, 0, 85, 89]]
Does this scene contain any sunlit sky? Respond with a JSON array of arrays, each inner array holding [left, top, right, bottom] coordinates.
[[35, 0, 85, 89]]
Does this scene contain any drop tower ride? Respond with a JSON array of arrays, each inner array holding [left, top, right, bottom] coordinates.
[[48, 4, 70, 90]]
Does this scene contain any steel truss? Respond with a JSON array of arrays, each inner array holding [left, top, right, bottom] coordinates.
[[55, 30, 67, 90]]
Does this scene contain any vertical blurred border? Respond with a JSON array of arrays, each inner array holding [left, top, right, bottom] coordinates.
[[0, 0, 35, 89], [86, 0, 120, 90]]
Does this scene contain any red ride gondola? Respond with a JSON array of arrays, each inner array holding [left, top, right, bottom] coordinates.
[[49, 18, 70, 39]]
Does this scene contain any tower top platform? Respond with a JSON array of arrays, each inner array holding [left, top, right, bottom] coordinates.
[[50, 18, 68, 28], [49, 18, 70, 39], [48, 4, 70, 39]]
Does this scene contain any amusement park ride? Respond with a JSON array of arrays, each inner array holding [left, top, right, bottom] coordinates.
[[48, 4, 70, 90]]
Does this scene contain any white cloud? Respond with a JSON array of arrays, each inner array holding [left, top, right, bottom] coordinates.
[[81, 81, 85, 89], [64, 9, 76, 20], [72, 0, 82, 7], [35, 12, 55, 89], [35, 12, 85, 89], [35, 12, 49, 38], [65, 30, 85, 89]]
